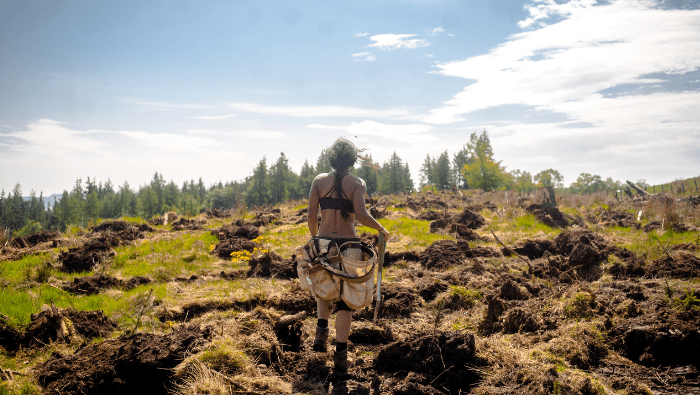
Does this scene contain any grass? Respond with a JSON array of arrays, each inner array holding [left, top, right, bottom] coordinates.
[[0, 282, 170, 328], [113, 232, 219, 278]]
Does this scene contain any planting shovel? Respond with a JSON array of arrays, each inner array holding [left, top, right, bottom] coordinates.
[[373, 232, 387, 325]]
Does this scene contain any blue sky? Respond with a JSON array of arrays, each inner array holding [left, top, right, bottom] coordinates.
[[1, 0, 699, 195]]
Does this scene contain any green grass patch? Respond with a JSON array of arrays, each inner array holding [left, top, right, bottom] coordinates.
[[0, 282, 169, 328], [113, 232, 219, 278], [358, 218, 453, 248]]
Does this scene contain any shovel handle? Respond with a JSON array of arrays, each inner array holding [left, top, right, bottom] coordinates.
[[373, 232, 387, 325]]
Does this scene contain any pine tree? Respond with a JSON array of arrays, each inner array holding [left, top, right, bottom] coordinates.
[[419, 154, 434, 188], [297, 159, 316, 200], [353, 155, 378, 195], [433, 151, 452, 191], [379, 152, 409, 194], [453, 145, 473, 189], [269, 152, 290, 205], [315, 148, 333, 174], [138, 186, 159, 219], [245, 157, 269, 207], [150, 172, 166, 214]]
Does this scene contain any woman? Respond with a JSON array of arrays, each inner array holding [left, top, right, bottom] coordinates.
[[307, 138, 390, 373]]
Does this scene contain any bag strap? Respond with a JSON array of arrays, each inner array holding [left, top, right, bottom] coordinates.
[[308, 242, 376, 284]]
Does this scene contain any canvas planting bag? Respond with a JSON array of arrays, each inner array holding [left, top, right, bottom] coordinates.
[[296, 237, 376, 309]]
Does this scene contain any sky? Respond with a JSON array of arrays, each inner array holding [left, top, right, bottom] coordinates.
[[1, 0, 699, 196]]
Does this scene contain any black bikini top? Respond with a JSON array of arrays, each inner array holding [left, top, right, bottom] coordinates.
[[319, 174, 354, 214]]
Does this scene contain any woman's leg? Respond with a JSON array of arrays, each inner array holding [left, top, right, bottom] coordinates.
[[335, 309, 351, 343], [317, 298, 332, 320], [313, 298, 332, 352]]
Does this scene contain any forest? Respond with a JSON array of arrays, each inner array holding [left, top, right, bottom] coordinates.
[[0, 132, 643, 235]]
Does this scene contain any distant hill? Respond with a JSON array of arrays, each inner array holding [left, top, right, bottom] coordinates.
[[22, 194, 62, 210]]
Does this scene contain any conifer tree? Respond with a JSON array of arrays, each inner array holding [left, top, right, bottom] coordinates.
[[245, 157, 269, 207], [433, 151, 452, 191], [269, 152, 290, 205]]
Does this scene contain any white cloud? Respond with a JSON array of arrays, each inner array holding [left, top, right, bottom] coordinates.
[[308, 121, 434, 144], [352, 52, 377, 62], [189, 114, 236, 120], [367, 34, 430, 50], [1, 119, 108, 157], [519, 0, 598, 28], [355, 32, 369, 37], [187, 128, 286, 140], [120, 131, 219, 153], [226, 102, 409, 119], [425, 0, 700, 124], [426, 27, 445, 36], [132, 100, 220, 110]]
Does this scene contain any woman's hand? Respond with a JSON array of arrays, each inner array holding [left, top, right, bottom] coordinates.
[[379, 227, 390, 240]]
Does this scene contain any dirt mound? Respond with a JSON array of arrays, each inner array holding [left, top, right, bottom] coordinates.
[[448, 223, 483, 240], [157, 296, 267, 322], [91, 220, 155, 235], [361, 283, 420, 318], [610, 313, 700, 367], [554, 229, 607, 256], [502, 307, 542, 334], [247, 251, 296, 279], [596, 210, 640, 229], [428, 217, 449, 233], [348, 322, 395, 345], [419, 240, 465, 270], [374, 331, 481, 394], [360, 232, 379, 247], [526, 204, 569, 228], [9, 231, 59, 248], [466, 202, 497, 212], [643, 221, 662, 232], [500, 280, 528, 300], [266, 285, 316, 314], [251, 212, 277, 227], [171, 217, 203, 231], [453, 209, 486, 229], [415, 277, 449, 302], [274, 311, 306, 352], [62, 309, 118, 339], [671, 243, 699, 251], [212, 236, 259, 258], [0, 316, 22, 352], [63, 274, 151, 295], [59, 236, 119, 273], [672, 222, 696, 232], [200, 208, 234, 218], [212, 223, 260, 241], [509, 239, 555, 259], [1, 306, 117, 352], [219, 269, 246, 280], [384, 250, 419, 266], [644, 254, 700, 278], [37, 324, 213, 395], [418, 211, 442, 221]]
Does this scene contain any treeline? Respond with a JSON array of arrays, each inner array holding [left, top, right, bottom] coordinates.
[[0, 146, 414, 234], [1, 132, 636, 235], [419, 131, 628, 194]]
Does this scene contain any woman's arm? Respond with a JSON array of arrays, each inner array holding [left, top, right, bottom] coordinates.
[[351, 179, 386, 234], [307, 177, 320, 236]]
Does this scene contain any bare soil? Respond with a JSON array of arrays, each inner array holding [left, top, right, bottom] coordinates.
[[37, 324, 213, 395], [63, 274, 151, 295]]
